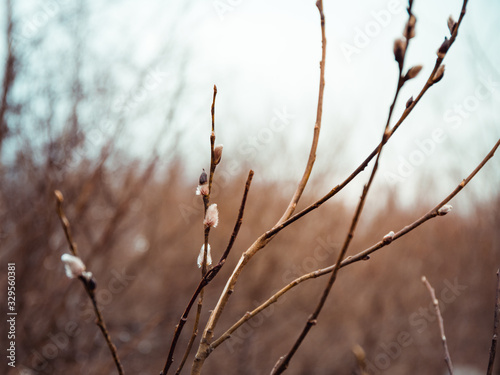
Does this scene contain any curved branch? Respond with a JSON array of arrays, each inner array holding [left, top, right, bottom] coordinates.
[[275, 0, 327, 225]]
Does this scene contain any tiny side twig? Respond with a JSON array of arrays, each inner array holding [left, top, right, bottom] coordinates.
[[54, 190, 124, 375], [487, 269, 500, 375], [422, 276, 453, 375]]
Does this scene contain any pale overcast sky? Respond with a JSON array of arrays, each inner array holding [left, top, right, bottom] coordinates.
[[2, 0, 499, 208]]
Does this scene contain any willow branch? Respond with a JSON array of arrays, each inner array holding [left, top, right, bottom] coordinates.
[[487, 269, 500, 375], [194, 1, 469, 372], [275, 0, 326, 225], [265, 0, 469, 241], [54, 190, 124, 375], [422, 276, 454, 375], [161, 170, 254, 375], [270, 3, 417, 372], [212, 138, 499, 351]]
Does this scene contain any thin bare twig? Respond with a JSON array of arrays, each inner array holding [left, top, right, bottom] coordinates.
[[422, 276, 454, 375], [211, 138, 500, 351], [54, 190, 124, 375], [161, 170, 254, 375], [275, 0, 327, 226], [0, 0, 15, 159], [487, 269, 500, 375]]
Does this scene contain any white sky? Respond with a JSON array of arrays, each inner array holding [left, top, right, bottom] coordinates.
[[2, 0, 499, 209]]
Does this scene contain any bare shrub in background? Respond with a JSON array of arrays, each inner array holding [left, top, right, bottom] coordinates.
[[1, 0, 499, 375]]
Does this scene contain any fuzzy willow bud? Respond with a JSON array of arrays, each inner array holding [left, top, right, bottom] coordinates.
[[437, 37, 451, 59], [447, 16, 457, 35], [214, 144, 223, 165], [405, 65, 423, 81], [203, 204, 219, 228], [403, 15, 416, 40], [432, 65, 445, 83], [393, 39, 405, 67]]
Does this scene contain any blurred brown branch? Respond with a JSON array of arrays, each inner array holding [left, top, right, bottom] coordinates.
[[271, 3, 417, 372], [487, 269, 500, 375], [422, 276, 454, 375], [54, 190, 124, 375], [0, 0, 15, 158]]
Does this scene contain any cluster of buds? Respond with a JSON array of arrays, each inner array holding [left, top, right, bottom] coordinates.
[[436, 15, 456, 60], [195, 143, 224, 267], [394, 10, 416, 68]]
